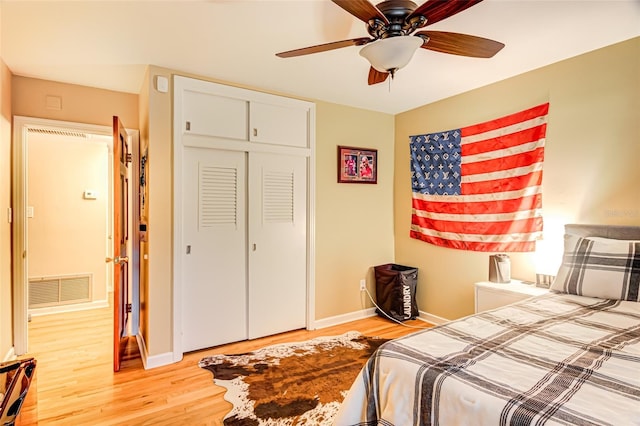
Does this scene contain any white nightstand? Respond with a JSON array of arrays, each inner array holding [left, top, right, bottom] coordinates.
[[475, 280, 549, 313]]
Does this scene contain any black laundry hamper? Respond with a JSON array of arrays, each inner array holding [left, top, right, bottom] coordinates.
[[374, 263, 419, 322]]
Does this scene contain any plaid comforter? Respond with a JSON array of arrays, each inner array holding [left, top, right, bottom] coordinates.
[[334, 293, 640, 425]]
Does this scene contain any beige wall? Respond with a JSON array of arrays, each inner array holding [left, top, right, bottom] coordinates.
[[394, 37, 640, 320], [315, 101, 395, 319], [138, 67, 150, 349], [140, 66, 174, 358], [1, 57, 13, 359], [27, 133, 109, 304], [12, 76, 138, 128]]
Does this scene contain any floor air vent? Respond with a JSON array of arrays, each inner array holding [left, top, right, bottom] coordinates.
[[29, 275, 92, 308]]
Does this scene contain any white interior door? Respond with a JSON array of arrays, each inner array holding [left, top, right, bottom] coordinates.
[[182, 147, 247, 352], [248, 152, 307, 339]]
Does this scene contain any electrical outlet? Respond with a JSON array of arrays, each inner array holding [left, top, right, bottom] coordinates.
[[359, 279, 366, 291]]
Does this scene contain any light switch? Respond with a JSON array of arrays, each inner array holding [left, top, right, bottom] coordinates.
[[27, 206, 34, 218], [83, 190, 98, 200]]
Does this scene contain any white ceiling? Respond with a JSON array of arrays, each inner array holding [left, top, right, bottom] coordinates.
[[1, 0, 639, 114]]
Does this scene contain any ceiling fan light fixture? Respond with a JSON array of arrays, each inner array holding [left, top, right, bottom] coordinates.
[[359, 36, 423, 73]]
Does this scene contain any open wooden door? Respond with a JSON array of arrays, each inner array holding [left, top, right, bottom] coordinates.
[[110, 116, 130, 372]]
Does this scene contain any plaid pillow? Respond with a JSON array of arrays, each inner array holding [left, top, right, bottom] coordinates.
[[550, 234, 640, 301]]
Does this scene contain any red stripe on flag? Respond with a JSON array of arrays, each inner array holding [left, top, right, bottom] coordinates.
[[462, 170, 543, 195], [462, 147, 544, 176], [462, 124, 547, 156], [411, 215, 542, 236], [409, 230, 536, 252], [461, 103, 550, 137], [412, 193, 541, 215]]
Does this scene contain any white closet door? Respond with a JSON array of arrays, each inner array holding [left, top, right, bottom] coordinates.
[[182, 147, 247, 351], [249, 102, 308, 148], [248, 152, 307, 339]]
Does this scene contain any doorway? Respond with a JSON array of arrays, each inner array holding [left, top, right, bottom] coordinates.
[[12, 116, 140, 359], [26, 129, 111, 315]]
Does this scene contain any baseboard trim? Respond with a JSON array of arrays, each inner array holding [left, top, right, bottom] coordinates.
[[314, 307, 449, 329], [136, 333, 174, 370], [3, 347, 16, 362], [29, 299, 109, 317], [136, 333, 149, 369], [314, 307, 377, 329], [418, 310, 449, 326]]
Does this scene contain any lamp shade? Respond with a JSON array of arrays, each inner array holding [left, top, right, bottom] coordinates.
[[359, 36, 423, 73]]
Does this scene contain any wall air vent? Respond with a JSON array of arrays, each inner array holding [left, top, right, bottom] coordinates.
[[28, 274, 92, 308], [27, 127, 88, 138]]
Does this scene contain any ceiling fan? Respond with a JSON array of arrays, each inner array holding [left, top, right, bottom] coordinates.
[[276, 0, 505, 85]]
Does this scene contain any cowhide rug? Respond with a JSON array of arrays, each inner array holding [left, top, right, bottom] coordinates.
[[199, 331, 389, 425]]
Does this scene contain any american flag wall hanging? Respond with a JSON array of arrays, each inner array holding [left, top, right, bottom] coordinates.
[[409, 103, 549, 252]]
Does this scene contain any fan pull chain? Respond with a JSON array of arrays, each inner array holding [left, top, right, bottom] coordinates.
[[388, 68, 396, 92]]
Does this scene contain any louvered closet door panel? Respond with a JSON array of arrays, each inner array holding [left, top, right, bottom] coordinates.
[[182, 147, 247, 351], [248, 152, 307, 339]]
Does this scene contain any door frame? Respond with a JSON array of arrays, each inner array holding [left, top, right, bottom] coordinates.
[[11, 116, 140, 355]]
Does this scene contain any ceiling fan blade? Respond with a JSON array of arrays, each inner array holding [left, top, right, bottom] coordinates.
[[368, 67, 389, 85], [276, 37, 371, 58], [408, 0, 483, 26], [416, 31, 504, 58], [332, 0, 389, 25]]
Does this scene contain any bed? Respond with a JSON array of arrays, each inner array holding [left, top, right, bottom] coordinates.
[[335, 224, 640, 425]]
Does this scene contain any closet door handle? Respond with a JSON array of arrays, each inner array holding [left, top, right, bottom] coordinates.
[[252, 243, 257, 251]]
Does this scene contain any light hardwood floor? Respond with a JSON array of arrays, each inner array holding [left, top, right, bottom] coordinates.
[[24, 302, 429, 425]]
